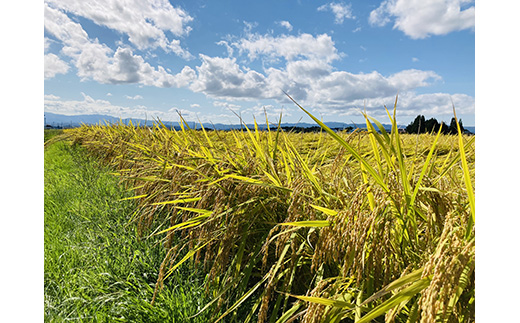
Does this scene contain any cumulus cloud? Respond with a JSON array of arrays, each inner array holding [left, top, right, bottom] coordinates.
[[43, 2, 474, 122], [45, 0, 193, 58], [190, 54, 270, 100], [185, 28, 453, 117], [233, 33, 341, 63], [369, 0, 475, 39], [44, 53, 70, 79], [187, 44, 446, 117], [297, 68, 441, 110], [44, 4, 196, 87], [318, 2, 355, 24]]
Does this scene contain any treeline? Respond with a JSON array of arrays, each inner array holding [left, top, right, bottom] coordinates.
[[405, 115, 472, 135]]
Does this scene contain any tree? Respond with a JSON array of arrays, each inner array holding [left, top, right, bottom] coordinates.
[[424, 118, 439, 134], [407, 115, 466, 135], [448, 117, 466, 134], [406, 115, 426, 134]]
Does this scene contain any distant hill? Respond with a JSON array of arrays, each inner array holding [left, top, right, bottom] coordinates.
[[44, 112, 121, 127], [43, 112, 383, 131], [464, 126, 475, 134], [44, 112, 474, 133]]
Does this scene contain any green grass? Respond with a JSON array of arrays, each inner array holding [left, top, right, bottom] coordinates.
[[44, 129, 64, 142], [44, 141, 212, 322]]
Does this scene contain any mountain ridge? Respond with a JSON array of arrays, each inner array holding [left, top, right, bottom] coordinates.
[[43, 112, 474, 133]]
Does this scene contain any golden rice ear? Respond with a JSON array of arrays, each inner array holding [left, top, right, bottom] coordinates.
[[61, 99, 474, 323]]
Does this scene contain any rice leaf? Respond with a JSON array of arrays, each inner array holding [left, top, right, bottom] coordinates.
[[119, 194, 148, 201], [284, 91, 390, 193], [279, 220, 331, 227], [164, 238, 213, 279], [214, 272, 270, 323], [355, 277, 431, 323], [453, 104, 475, 235], [309, 204, 338, 216], [291, 295, 355, 310], [274, 302, 302, 323], [151, 197, 201, 206], [360, 267, 424, 306]]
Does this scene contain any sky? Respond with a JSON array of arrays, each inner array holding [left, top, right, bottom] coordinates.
[[44, 0, 475, 126]]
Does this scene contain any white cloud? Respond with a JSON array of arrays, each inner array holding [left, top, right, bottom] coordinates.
[[42, 2, 474, 123], [44, 94, 61, 100], [277, 21, 293, 31], [190, 54, 270, 100], [106, 93, 112, 96], [126, 95, 143, 100], [44, 4, 196, 88], [213, 101, 242, 110], [379, 92, 475, 120], [190, 103, 200, 108], [412, 57, 419, 62], [387, 69, 441, 89], [184, 29, 445, 113], [44, 53, 70, 79], [44, 92, 171, 119], [318, 2, 355, 24], [300, 69, 441, 108], [369, 0, 475, 39], [44, 38, 52, 52], [368, 3, 392, 27], [216, 40, 234, 57], [169, 105, 237, 124], [241, 104, 292, 121], [243, 21, 258, 33], [304, 92, 474, 122], [233, 33, 341, 63], [187, 45, 447, 118], [45, 0, 193, 58]]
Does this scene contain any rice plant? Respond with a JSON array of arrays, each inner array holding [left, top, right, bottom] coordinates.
[[57, 97, 474, 322]]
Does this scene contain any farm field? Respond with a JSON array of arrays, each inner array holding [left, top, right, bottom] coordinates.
[[45, 108, 475, 322]]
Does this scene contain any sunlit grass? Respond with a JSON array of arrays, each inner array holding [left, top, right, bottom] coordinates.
[[44, 141, 212, 322]]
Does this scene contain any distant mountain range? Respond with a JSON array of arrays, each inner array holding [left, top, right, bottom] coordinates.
[[43, 112, 474, 133]]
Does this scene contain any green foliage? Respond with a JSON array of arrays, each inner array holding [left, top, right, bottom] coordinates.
[[44, 142, 211, 322], [44, 129, 63, 142]]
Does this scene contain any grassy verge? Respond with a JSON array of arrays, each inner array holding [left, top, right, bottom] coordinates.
[[44, 141, 211, 322], [44, 129, 64, 142]]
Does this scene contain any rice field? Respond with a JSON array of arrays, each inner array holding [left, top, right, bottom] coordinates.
[[48, 101, 475, 323]]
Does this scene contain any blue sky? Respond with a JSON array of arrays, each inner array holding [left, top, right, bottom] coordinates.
[[43, 0, 475, 126]]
